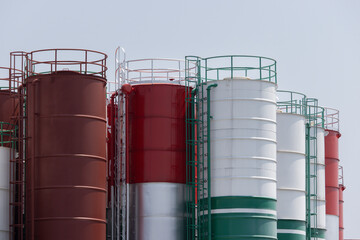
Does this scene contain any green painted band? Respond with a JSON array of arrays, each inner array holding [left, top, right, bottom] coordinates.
[[200, 212, 277, 239], [199, 196, 277, 210], [200, 212, 277, 219], [311, 228, 326, 238], [278, 233, 306, 240], [277, 219, 306, 231]]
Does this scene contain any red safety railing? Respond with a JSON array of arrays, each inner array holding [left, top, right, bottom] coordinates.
[[324, 107, 340, 132], [26, 49, 107, 78]]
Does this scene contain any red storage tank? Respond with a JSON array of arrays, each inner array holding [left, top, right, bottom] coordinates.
[[121, 58, 190, 240], [0, 67, 15, 124], [325, 130, 341, 214], [24, 49, 107, 240], [127, 83, 188, 239], [339, 165, 345, 240], [339, 184, 345, 240], [324, 108, 341, 240]]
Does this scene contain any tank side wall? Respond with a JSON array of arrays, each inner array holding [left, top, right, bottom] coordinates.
[[25, 72, 107, 240]]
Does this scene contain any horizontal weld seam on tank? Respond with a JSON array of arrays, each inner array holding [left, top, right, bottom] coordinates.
[[34, 185, 106, 192], [277, 229, 306, 235], [211, 156, 276, 161], [33, 154, 106, 161], [277, 150, 305, 155], [209, 98, 276, 104], [326, 214, 339, 217], [311, 198, 326, 202], [202, 208, 277, 215], [326, 186, 340, 190], [212, 176, 277, 181], [34, 217, 106, 223], [129, 149, 185, 153], [277, 188, 306, 192], [131, 116, 184, 120], [310, 161, 325, 166], [211, 128, 277, 133], [37, 114, 106, 122], [30, 74, 107, 83], [325, 157, 340, 161], [0, 187, 9, 191], [211, 137, 277, 143], [211, 117, 276, 123]]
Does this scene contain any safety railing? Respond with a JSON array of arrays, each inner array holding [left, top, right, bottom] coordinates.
[[26, 49, 107, 78], [339, 165, 344, 186], [0, 66, 23, 92], [277, 90, 307, 115], [120, 58, 196, 85], [323, 107, 339, 132], [186, 55, 277, 84], [0, 122, 16, 147]]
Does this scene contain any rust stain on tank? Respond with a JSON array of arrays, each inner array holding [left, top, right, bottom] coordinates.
[[25, 71, 107, 240]]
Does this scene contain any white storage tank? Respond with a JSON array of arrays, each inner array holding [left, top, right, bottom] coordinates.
[[310, 126, 326, 240], [0, 123, 12, 240], [277, 91, 307, 240], [192, 55, 278, 239]]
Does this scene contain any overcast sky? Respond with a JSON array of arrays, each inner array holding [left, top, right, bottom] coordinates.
[[1, 0, 359, 238]]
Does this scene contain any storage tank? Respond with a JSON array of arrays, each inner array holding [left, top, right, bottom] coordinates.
[[276, 91, 306, 240], [307, 101, 326, 240], [120, 58, 189, 240], [339, 166, 345, 240], [0, 67, 14, 125], [0, 122, 13, 240], [0, 67, 18, 240], [24, 49, 107, 240], [186, 55, 277, 239], [324, 108, 341, 240]]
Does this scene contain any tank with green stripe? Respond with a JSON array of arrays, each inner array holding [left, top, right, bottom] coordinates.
[[185, 56, 277, 240], [276, 91, 307, 240]]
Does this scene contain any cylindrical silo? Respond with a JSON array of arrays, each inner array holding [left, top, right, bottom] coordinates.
[[338, 165, 345, 240], [0, 67, 15, 126], [324, 108, 341, 240], [121, 59, 189, 240], [0, 123, 13, 240], [24, 49, 107, 240], [339, 182, 345, 240], [276, 91, 306, 240], [189, 55, 277, 239]]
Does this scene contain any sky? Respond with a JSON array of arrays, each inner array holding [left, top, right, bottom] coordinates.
[[1, 0, 360, 238]]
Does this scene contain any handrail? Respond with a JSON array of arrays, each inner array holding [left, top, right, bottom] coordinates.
[[0, 121, 17, 147], [121, 58, 197, 85], [277, 90, 307, 115], [26, 49, 107, 78], [323, 107, 340, 132], [185, 55, 277, 84], [339, 165, 344, 186], [0, 67, 23, 91]]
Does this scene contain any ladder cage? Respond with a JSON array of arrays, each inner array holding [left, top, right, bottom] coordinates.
[[305, 98, 324, 240]]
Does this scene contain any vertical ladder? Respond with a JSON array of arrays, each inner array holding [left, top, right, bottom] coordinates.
[[185, 57, 200, 240], [306, 98, 320, 240], [9, 52, 26, 240]]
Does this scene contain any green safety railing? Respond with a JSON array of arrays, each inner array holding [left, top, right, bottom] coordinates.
[[0, 122, 17, 148], [277, 90, 307, 115], [186, 55, 277, 84]]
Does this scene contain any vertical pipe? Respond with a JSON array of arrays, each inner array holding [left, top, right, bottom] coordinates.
[[206, 83, 217, 240], [306, 122, 311, 240]]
